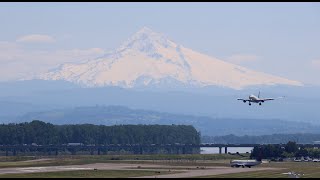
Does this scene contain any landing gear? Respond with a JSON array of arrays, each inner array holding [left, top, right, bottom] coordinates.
[[249, 103, 251, 106], [243, 100, 246, 103], [259, 102, 262, 105]]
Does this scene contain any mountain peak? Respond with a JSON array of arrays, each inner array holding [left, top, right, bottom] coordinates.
[[133, 26, 163, 39], [118, 27, 177, 53], [38, 28, 303, 90], [136, 26, 154, 35]]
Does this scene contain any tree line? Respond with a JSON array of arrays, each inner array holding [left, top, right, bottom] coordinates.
[[0, 120, 201, 145], [250, 141, 320, 160]]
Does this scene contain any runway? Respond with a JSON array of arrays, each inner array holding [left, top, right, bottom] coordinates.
[[0, 162, 282, 178]]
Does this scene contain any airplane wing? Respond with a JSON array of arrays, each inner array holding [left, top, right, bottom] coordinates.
[[237, 98, 250, 101], [262, 96, 285, 101], [261, 98, 274, 101]]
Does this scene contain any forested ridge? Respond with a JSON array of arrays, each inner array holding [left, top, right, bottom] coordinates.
[[0, 120, 200, 145]]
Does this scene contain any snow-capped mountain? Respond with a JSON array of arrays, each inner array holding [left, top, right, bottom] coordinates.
[[38, 27, 303, 90]]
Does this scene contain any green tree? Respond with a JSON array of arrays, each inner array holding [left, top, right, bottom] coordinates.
[[295, 147, 308, 157], [285, 141, 299, 153]]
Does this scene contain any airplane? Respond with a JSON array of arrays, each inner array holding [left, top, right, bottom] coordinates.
[[230, 159, 262, 168], [237, 91, 285, 106]]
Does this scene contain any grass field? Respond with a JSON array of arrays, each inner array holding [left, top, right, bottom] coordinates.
[[0, 153, 249, 168], [196, 170, 288, 178], [0, 156, 36, 162], [195, 161, 320, 178], [0, 170, 174, 178]]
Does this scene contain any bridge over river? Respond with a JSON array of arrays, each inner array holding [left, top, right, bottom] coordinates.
[[0, 143, 319, 156]]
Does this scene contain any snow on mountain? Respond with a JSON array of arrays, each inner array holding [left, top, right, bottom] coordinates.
[[38, 27, 303, 90]]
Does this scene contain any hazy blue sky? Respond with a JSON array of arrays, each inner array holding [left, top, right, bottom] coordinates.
[[0, 2, 319, 85]]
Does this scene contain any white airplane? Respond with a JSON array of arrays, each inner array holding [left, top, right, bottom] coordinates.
[[237, 91, 284, 106], [230, 159, 262, 168]]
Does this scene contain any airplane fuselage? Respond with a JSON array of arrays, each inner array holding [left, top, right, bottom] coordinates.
[[230, 160, 261, 168], [249, 95, 263, 103]]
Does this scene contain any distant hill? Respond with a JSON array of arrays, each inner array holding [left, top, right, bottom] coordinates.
[[1, 80, 320, 125], [12, 105, 320, 136]]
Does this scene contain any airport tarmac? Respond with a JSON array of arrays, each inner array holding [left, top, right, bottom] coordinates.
[[134, 167, 280, 178], [0, 162, 282, 178]]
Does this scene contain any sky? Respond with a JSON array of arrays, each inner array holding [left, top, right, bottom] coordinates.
[[0, 2, 320, 85]]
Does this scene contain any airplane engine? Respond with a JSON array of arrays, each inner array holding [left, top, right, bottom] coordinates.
[[243, 100, 246, 103]]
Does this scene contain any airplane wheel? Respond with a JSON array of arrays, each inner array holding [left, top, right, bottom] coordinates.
[[249, 103, 251, 106], [259, 103, 261, 105], [242, 165, 245, 168]]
